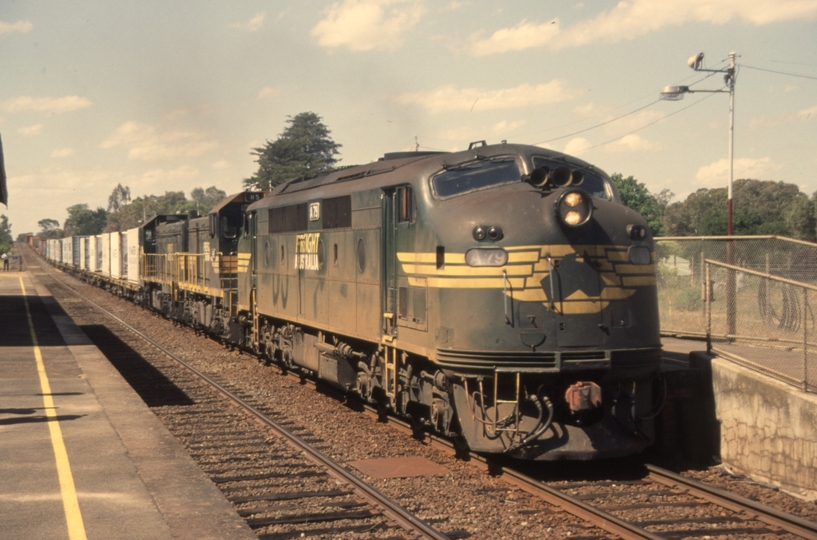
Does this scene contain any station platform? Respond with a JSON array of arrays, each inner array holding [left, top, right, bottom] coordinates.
[[661, 336, 704, 369], [0, 269, 256, 540]]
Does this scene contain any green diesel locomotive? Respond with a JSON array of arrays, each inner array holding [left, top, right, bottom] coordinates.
[[234, 142, 662, 460]]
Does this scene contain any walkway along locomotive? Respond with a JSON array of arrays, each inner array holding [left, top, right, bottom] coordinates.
[[45, 141, 662, 460]]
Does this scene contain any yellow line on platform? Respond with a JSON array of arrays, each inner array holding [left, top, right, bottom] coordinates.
[[19, 276, 87, 540]]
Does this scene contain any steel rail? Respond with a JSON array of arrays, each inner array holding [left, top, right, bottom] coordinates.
[[383, 410, 817, 540], [489, 466, 663, 540], [360, 412, 661, 540], [42, 268, 449, 540], [647, 464, 817, 539]]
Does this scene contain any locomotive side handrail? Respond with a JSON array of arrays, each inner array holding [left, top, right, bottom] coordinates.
[[142, 253, 171, 283], [175, 252, 208, 289]]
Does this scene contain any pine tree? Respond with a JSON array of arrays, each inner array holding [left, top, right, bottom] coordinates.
[[244, 112, 341, 191]]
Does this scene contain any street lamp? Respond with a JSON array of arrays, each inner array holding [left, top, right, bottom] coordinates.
[[660, 51, 737, 235]]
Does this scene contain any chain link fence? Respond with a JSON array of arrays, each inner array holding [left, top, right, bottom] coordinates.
[[656, 236, 817, 392], [703, 260, 816, 391]]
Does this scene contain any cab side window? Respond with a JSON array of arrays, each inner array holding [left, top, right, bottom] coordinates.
[[397, 186, 414, 223]]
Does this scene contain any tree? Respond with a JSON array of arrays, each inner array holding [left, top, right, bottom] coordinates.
[[664, 188, 726, 236], [107, 184, 132, 213], [189, 186, 227, 214], [610, 173, 670, 236], [38, 218, 63, 239], [664, 179, 809, 237], [0, 215, 12, 254], [784, 194, 816, 241], [63, 204, 108, 236], [104, 191, 189, 232], [244, 112, 342, 191]]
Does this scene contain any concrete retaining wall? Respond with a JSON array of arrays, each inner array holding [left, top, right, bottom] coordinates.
[[695, 352, 817, 500]]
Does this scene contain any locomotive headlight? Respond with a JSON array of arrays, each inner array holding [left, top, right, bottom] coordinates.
[[473, 226, 487, 241], [556, 188, 592, 228], [564, 211, 583, 225], [564, 191, 583, 207]]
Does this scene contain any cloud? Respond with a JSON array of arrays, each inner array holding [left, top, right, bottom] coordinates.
[[394, 80, 576, 113], [211, 159, 230, 170], [574, 102, 601, 117], [258, 86, 282, 99], [18, 124, 43, 137], [604, 134, 658, 152], [750, 105, 817, 128], [138, 166, 200, 188], [0, 20, 33, 36], [492, 119, 525, 133], [471, 1, 817, 54], [230, 12, 265, 32], [563, 137, 592, 155], [10, 167, 124, 196], [435, 119, 525, 141], [797, 105, 817, 120], [604, 110, 666, 135], [100, 121, 219, 161], [51, 148, 75, 158], [694, 157, 780, 187], [0, 96, 92, 114], [312, 0, 426, 51], [470, 19, 561, 56]]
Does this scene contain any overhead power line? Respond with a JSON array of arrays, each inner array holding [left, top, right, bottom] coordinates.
[[582, 92, 719, 152], [531, 72, 721, 147], [741, 64, 817, 81], [533, 99, 661, 146]]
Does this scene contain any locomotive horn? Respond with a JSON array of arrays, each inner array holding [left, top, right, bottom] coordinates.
[[529, 167, 549, 188], [546, 166, 572, 187]]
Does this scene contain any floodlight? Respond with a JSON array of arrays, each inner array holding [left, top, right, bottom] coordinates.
[[659, 85, 689, 101], [688, 52, 704, 70]]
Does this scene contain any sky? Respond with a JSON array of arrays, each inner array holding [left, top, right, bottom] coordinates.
[[1, 0, 816, 236]]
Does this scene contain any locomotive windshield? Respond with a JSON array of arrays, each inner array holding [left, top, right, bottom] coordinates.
[[431, 158, 520, 198], [532, 156, 612, 200]]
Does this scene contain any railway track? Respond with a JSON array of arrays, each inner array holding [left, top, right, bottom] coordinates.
[[25, 252, 448, 540], [506, 464, 817, 539], [366, 410, 817, 539], [27, 246, 817, 539]]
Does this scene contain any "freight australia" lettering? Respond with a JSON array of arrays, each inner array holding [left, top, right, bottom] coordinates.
[[295, 233, 321, 271]]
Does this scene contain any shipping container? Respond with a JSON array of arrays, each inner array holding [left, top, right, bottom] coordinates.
[[110, 232, 122, 279], [61, 238, 73, 266], [100, 233, 111, 277], [126, 227, 140, 284]]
